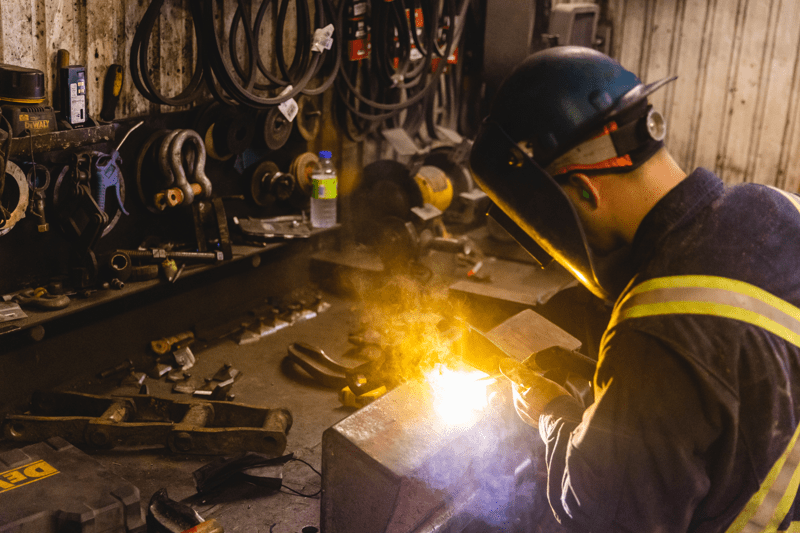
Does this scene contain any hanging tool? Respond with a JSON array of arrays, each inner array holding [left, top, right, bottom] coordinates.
[[100, 64, 124, 122], [24, 163, 50, 232], [3, 390, 293, 455], [92, 121, 143, 217], [53, 150, 122, 286], [136, 128, 212, 212]]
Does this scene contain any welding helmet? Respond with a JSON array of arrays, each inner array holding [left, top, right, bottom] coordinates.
[[469, 46, 676, 301]]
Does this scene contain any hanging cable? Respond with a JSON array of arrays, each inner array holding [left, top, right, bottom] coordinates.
[[335, 0, 469, 122], [130, 0, 206, 106], [195, 0, 339, 108]]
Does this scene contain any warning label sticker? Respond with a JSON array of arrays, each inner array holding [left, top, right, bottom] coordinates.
[[0, 460, 59, 493]]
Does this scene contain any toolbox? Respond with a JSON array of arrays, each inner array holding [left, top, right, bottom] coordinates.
[[0, 437, 146, 532]]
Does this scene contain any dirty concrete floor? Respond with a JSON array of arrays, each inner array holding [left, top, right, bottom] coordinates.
[[55, 291, 364, 533]]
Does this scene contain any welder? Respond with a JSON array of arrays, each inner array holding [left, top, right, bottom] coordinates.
[[469, 46, 800, 532]]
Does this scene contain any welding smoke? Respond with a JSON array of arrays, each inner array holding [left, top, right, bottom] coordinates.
[[342, 270, 564, 532], [408, 387, 563, 533]]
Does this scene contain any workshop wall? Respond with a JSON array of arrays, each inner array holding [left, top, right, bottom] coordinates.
[[607, 0, 800, 192], [0, 0, 215, 119]]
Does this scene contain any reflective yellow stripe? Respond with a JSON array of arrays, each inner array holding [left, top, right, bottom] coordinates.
[[730, 423, 800, 533], [614, 301, 800, 348], [611, 276, 800, 333], [604, 275, 800, 533], [768, 186, 800, 216], [780, 521, 800, 532]]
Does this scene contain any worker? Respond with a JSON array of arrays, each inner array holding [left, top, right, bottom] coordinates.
[[469, 46, 800, 532]]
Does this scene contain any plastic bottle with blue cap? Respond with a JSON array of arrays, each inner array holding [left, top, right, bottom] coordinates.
[[310, 150, 337, 228]]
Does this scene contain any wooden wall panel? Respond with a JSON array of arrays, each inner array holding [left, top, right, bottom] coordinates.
[[122, 0, 153, 117], [0, 0, 201, 119], [757, 0, 800, 190], [610, 0, 800, 192]]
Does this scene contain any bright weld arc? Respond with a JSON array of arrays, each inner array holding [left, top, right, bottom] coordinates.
[[425, 364, 496, 426]]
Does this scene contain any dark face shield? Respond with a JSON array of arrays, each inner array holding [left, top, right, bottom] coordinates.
[[469, 119, 612, 301]]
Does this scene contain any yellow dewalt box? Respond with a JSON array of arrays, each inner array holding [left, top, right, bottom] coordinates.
[[0, 437, 145, 532]]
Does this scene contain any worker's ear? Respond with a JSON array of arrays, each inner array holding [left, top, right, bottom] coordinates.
[[567, 173, 598, 209]]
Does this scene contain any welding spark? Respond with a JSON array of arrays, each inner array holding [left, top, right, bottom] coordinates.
[[425, 364, 495, 427]]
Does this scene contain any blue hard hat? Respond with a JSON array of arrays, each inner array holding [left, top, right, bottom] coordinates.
[[489, 46, 674, 167], [469, 46, 676, 301]]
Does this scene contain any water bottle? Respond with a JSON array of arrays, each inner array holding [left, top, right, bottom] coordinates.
[[310, 150, 337, 228]]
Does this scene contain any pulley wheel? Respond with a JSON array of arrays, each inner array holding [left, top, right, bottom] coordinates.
[[296, 95, 321, 141], [290, 152, 320, 197], [194, 102, 232, 161], [250, 160, 296, 207], [261, 107, 292, 150], [213, 106, 256, 157]]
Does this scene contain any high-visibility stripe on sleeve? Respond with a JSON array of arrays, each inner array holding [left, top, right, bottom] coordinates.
[[603, 275, 800, 533], [729, 423, 800, 533]]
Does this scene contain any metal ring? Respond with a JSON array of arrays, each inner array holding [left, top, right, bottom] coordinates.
[[0, 161, 29, 236]]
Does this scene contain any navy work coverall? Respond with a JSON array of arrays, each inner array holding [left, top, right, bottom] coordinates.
[[540, 168, 800, 532]]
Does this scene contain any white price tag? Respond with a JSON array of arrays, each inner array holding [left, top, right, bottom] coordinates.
[[278, 85, 298, 122], [312, 24, 335, 52]]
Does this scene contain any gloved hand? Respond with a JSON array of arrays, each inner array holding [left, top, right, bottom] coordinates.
[[501, 358, 572, 428]]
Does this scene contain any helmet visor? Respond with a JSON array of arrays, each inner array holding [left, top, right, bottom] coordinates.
[[470, 119, 608, 300]]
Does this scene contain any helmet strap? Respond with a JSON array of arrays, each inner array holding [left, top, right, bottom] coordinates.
[[546, 104, 665, 178]]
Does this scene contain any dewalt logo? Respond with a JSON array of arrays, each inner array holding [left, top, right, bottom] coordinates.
[[24, 119, 50, 131], [0, 460, 59, 493]]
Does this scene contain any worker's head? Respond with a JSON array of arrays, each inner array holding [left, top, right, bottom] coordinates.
[[469, 46, 676, 301]]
